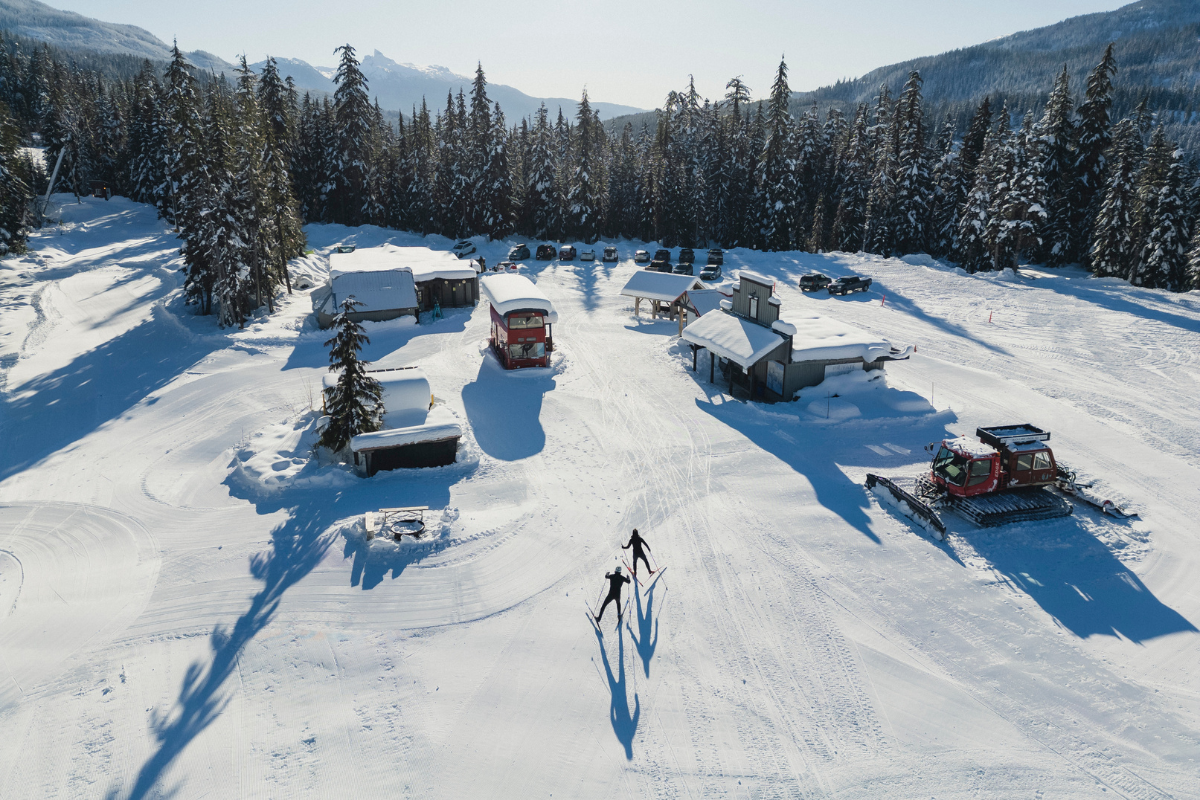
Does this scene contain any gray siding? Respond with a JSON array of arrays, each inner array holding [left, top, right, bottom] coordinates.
[[731, 276, 779, 326]]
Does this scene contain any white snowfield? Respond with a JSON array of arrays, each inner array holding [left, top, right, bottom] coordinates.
[[2, 196, 1200, 799], [479, 272, 558, 322]]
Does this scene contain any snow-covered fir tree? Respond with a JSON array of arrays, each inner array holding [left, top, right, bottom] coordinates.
[[1131, 148, 1191, 290], [330, 44, 372, 226], [1036, 67, 1077, 266], [1088, 120, 1141, 278], [0, 100, 32, 256], [566, 89, 601, 243], [987, 112, 1047, 270], [758, 58, 796, 251], [892, 72, 930, 254], [1073, 43, 1117, 264], [320, 297, 384, 453]]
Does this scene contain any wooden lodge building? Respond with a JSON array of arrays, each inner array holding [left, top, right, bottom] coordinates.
[[314, 245, 480, 328], [681, 270, 913, 402]]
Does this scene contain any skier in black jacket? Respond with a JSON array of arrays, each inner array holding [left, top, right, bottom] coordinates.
[[595, 566, 631, 623], [622, 528, 654, 577]]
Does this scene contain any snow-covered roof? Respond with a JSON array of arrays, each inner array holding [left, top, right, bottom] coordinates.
[[682, 311, 786, 369], [785, 315, 897, 363], [331, 269, 418, 314], [330, 244, 478, 282], [944, 436, 998, 458], [480, 274, 558, 323], [350, 405, 462, 453], [737, 270, 775, 289], [619, 271, 704, 304], [323, 366, 433, 428], [683, 289, 729, 319]]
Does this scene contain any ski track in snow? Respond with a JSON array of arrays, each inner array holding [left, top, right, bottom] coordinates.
[[0, 196, 1198, 798]]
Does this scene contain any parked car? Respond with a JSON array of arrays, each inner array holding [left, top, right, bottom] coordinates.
[[707, 248, 724, 266], [508, 243, 531, 260], [581, 249, 596, 262], [495, 261, 516, 272], [799, 272, 832, 292], [653, 248, 671, 262], [828, 275, 872, 295], [672, 262, 694, 275], [452, 240, 477, 258], [648, 255, 672, 272], [678, 247, 695, 265], [699, 264, 722, 281], [535, 244, 557, 260], [633, 249, 651, 263], [603, 246, 619, 263], [559, 245, 577, 261]]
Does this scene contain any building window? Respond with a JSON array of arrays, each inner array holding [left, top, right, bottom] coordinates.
[[749, 295, 759, 319]]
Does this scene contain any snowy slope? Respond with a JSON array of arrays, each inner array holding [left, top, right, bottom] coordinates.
[[1, 196, 1198, 798]]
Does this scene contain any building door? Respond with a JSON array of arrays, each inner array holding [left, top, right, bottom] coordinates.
[[767, 360, 784, 396], [749, 295, 759, 320]]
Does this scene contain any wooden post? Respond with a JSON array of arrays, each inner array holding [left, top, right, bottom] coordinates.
[[634, 297, 641, 317], [692, 345, 697, 371], [710, 349, 715, 383], [678, 306, 685, 337], [729, 363, 735, 396]]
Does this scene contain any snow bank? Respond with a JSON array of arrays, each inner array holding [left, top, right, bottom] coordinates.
[[323, 366, 433, 428], [782, 314, 906, 363], [230, 411, 357, 494], [479, 273, 558, 322], [350, 405, 462, 453]]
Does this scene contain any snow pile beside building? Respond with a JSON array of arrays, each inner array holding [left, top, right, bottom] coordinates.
[[786, 314, 904, 363], [230, 411, 357, 493]]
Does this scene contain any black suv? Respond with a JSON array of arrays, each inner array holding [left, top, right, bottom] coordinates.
[[535, 244, 557, 260], [508, 243, 530, 260], [602, 246, 618, 263], [799, 272, 832, 292], [828, 275, 872, 295], [699, 264, 722, 281], [647, 256, 672, 273], [679, 248, 695, 265], [672, 262, 694, 276], [707, 248, 724, 266]]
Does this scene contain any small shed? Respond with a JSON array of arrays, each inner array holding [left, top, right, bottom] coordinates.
[[325, 366, 463, 475], [314, 268, 419, 328], [480, 274, 558, 369], [619, 271, 705, 333]]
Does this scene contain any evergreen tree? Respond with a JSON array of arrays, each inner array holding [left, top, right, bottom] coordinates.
[[1073, 43, 1117, 263], [330, 44, 372, 226], [864, 84, 897, 255], [1036, 66, 1077, 266], [566, 89, 600, 242], [1089, 120, 1141, 277], [987, 112, 1047, 270], [1132, 147, 1190, 290], [1184, 220, 1200, 291], [892, 71, 930, 254], [954, 110, 1009, 272], [159, 43, 203, 223], [927, 119, 959, 257], [525, 104, 561, 240], [831, 104, 871, 252], [758, 58, 796, 251], [319, 297, 384, 453], [0, 100, 32, 255]]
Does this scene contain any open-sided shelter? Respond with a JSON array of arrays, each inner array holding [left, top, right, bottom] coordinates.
[[619, 271, 706, 334]]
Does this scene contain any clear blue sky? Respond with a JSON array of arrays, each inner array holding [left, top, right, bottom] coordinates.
[[48, 0, 1130, 108]]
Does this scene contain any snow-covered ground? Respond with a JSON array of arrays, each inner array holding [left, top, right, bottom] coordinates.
[[2, 195, 1199, 799]]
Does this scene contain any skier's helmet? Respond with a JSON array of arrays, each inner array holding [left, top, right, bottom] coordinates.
[[615, 565, 623, 573]]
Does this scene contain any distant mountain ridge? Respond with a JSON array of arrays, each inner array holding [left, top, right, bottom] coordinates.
[[0, 0, 644, 121]]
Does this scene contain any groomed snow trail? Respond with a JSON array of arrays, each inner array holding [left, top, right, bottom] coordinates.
[[0, 197, 1197, 799]]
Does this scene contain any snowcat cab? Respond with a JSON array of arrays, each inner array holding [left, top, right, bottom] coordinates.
[[929, 438, 1000, 497]]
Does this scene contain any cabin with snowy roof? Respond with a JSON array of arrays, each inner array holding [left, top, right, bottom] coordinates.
[[681, 270, 912, 401], [313, 245, 479, 327]]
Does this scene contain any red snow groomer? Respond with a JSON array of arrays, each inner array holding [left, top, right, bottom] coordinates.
[[867, 424, 1135, 536]]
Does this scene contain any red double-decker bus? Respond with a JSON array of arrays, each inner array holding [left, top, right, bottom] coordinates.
[[480, 274, 558, 370]]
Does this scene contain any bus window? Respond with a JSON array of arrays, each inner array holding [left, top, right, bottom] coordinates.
[[509, 342, 545, 360]]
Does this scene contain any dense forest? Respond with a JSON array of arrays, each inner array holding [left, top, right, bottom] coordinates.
[[1, 31, 1198, 330]]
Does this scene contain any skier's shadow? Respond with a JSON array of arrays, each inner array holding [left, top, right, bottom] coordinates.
[[628, 578, 664, 678], [594, 624, 639, 760]]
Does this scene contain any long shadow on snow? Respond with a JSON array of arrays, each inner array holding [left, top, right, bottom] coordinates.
[[1034, 275, 1200, 335], [964, 518, 1196, 642], [280, 306, 472, 372], [594, 622, 639, 760], [111, 467, 455, 798], [461, 353, 554, 461], [695, 396, 956, 545], [0, 311, 220, 482], [628, 576, 665, 678]]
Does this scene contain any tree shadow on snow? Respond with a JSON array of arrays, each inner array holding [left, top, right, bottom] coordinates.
[[109, 465, 455, 798], [594, 623, 639, 760], [461, 353, 554, 461], [964, 519, 1197, 643], [0, 311, 220, 482]]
